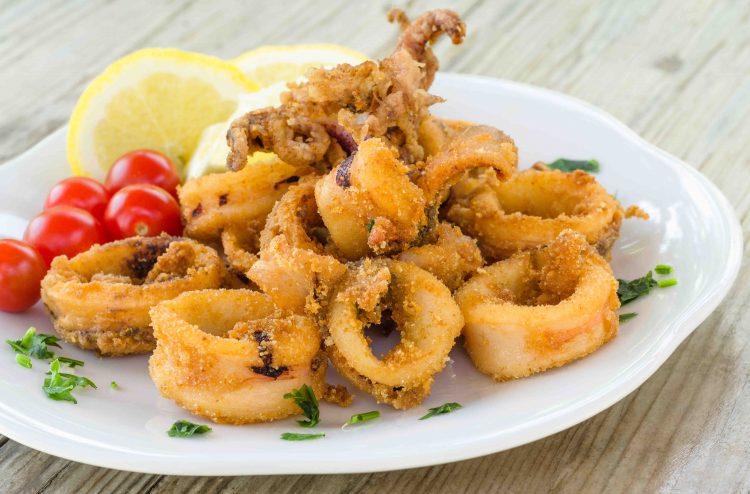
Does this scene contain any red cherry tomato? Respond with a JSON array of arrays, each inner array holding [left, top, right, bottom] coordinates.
[[23, 206, 108, 267], [105, 149, 180, 197], [0, 240, 48, 313], [104, 184, 182, 239], [44, 177, 110, 220]]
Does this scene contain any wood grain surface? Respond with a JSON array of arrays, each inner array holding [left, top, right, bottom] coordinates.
[[1, 0, 748, 492]]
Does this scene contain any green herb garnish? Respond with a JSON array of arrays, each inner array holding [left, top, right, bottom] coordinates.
[[283, 384, 320, 428], [617, 271, 657, 305], [419, 402, 462, 420], [547, 158, 600, 173], [654, 264, 673, 275], [110, 381, 118, 390], [618, 265, 678, 305], [167, 420, 212, 437], [366, 219, 375, 232], [280, 432, 325, 441], [619, 312, 638, 322], [344, 410, 380, 427], [6, 327, 61, 360], [58, 356, 84, 368], [657, 278, 678, 288], [42, 359, 97, 404], [15, 354, 32, 369]]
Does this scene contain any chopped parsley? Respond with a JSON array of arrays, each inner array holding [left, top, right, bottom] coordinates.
[[58, 356, 84, 368], [419, 402, 462, 420], [547, 158, 600, 173], [6, 327, 61, 360], [618, 265, 678, 305], [167, 420, 212, 438], [654, 264, 673, 275], [15, 354, 31, 368], [657, 278, 678, 288], [110, 381, 119, 390], [366, 219, 375, 232], [344, 410, 380, 427], [280, 432, 325, 441], [283, 384, 320, 428], [617, 271, 657, 305], [42, 358, 97, 404], [619, 312, 638, 323]]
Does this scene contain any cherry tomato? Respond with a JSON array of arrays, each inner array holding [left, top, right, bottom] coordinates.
[[44, 177, 110, 220], [24, 206, 108, 267], [0, 239, 48, 312], [104, 184, 182, 239], [105, 149, 180, 197]]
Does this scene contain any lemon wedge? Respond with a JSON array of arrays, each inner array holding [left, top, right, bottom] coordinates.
[[232, 43, 368, 87], [67, 48, 259, 179]]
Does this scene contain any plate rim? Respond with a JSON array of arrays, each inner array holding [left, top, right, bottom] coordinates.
[[0, 73, 743, 476]]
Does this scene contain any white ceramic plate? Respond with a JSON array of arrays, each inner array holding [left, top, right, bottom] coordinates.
[[0, 74, 742, 476]]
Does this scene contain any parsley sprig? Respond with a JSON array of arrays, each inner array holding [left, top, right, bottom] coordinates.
[[42, 358, 97, 404], [283, 384, 320, 428], [6, 327, 61, 359], [617, 265, 678, 306], [167, 420, 212, 438], [617, 271, 658, 305], [419, 402, 462, 420]]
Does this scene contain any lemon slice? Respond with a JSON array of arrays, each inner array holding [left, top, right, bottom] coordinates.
[[232, 44, 368, 87], [67, 48, 259, 179]]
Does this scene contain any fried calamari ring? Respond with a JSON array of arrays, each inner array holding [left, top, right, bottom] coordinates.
[[315, 138, 426, 259], [40, 236, 225, 356], [316, 125, 517, 259], [149, 289, 326, 424], [249, 177, 346, 314], [455, 231, 620, 381], [445, 168, 623, 261], [396, 222, 483, 291], [179, 156, 311, 241], [325, 259, 463, 409], [221, 226, 259, 275], [415, 125, 517, 206]]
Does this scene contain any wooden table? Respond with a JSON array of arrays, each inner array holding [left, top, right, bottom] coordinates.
[[1, 0, 748, 492]]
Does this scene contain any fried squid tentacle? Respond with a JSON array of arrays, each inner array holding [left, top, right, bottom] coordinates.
[[226, 9, 466, 171], [387, 8, 466, 89], [226, 109, 331, 171]]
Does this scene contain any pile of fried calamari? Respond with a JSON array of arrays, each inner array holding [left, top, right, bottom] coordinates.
[[41, 9, 636, 424]]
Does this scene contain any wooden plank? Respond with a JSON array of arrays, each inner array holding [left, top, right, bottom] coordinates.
[[1, 0, 749, 492]]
